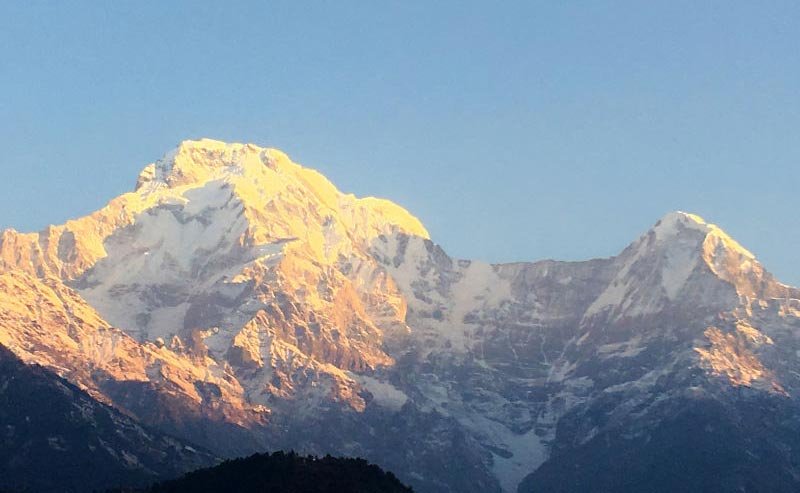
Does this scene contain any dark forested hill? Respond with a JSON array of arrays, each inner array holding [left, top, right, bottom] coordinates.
[[123, 452, 413, 493]]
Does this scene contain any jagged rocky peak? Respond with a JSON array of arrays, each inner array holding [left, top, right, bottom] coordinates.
[[583, 211, 790, 321], [644, 211, 749, 258], [0, 138, 428, 281], [135, 138, 292, 190], [648, 211, 792, 299], [63, 139, 431, 411], [650, 211, 753, 259], [131, 138, 428, 246]]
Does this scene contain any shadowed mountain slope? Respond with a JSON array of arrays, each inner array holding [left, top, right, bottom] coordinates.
[[0, 345, 214, 493]]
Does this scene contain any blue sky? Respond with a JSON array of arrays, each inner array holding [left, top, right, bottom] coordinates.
[[2, 2, 799, 283]]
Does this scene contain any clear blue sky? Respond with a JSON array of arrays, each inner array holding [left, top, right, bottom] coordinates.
[[2, 2, 799, 283]]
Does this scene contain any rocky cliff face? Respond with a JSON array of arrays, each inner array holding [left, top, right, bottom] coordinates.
[[2, 139, 800, 492]]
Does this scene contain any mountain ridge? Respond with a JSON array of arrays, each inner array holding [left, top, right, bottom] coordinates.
[[1, 138, 799, 492]]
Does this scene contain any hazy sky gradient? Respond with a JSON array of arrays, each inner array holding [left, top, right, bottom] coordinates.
[[2, 2, 799, 283]]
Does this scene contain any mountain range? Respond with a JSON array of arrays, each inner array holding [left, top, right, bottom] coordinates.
[[2, 138, 799, 492]]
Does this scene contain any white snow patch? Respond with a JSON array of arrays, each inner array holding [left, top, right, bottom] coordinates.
[[488, 424, 549, 493], [356, 375, 408, 411], [661, 240, 698, 299], [146, 303, 191, 340], [597, 335, 646, 359], [585, 278, 631, 317]]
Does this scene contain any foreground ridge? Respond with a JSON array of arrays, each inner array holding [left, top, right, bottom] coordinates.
[[110, 451, 413, 493]]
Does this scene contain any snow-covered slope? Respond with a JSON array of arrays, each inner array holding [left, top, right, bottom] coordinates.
[[2, 139, 800, 492]]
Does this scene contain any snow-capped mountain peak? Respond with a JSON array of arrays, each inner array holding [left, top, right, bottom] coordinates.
[[3, 140, 800, 493], [136, 138, 291, 191], [649, 211, 792, 300], [584, 211, 783, 320], [134, 138, 428, 244], [653, 210, 755, 260]]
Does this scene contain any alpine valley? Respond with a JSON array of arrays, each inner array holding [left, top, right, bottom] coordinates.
[[2, 139, 800, 492]]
